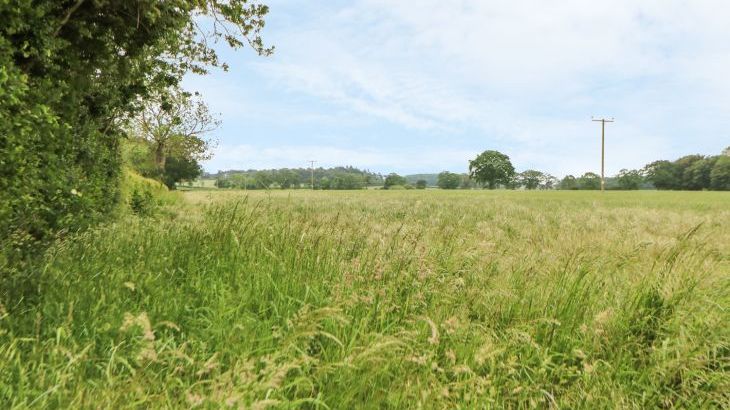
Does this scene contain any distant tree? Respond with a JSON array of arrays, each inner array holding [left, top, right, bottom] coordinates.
[[330, 172, 365, 189], [722, 146, 730, 157], [468, 150, 515, 189], [710, 156, 730, 190], [540, 174, 558, 190], [578, 172, 601, 190], [518, 170, 545, 190], [255, 170, 274, 189], [130, 89, 220, 174], [384, 173, 407, 189], [643, 160, 681, 190], [215, 178, 232, 188], [685, 157, 718, 190], [559, 175, 578, 190], [437, 171, 461, 189], [162, 156, 202, 189], [320, 176, 331, 190], [616, 169, 643, 190], [275, 169, 301, 189], [504, 177, 521, 190], [415, 180, 427, 189], [672, 155, 705, 190]]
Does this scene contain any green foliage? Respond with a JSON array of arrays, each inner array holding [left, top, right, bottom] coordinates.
[[119, 168, 179, 212], [643, 148, 729, 190], [559, 175, 579, 190], [437, 171, 461, 189], [468, 150, 516, 189], [616, 169, 644, 190], [685, 157, 718, 190], [128, 89, 220, 174], [122, 138, 158, 177], [0, 0, 270, 273], [710, 156, 730, 190], [384, 173, 408, 189], [275, 169, 302, 189], [405, 174, 438, 186], [415, 180, 427, 189], [516, 169, 546, 190], [129, 189, 156, 216], [2, 190, 728, 407], [578, 172, 601, 190], [163, 156, 203, 189], [644, 160, 681, 190], [210, 167, 380, 190]]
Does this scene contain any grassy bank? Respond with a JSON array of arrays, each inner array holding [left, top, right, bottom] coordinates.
[[1, 190, 728, 408]]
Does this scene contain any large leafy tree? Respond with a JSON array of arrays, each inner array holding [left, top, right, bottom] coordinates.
[[1, 1, 271, 270], [468, 150, 515, 189], [384, 173, 408, 189], [130, 89, 220, 173], [518, 170, 545, 190], [437, 171, 461, 189], [162, 156, 203, 189]]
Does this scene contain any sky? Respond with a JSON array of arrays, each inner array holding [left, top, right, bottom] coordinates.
[[184, 0, 730, 177]]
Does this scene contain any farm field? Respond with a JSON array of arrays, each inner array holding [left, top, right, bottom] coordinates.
[[2, 190, 729, 408]]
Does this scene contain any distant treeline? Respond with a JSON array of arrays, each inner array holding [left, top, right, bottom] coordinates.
[[206, 167, 385, 190], [559, 147, 730, 190], [202, 147, 730, 191]]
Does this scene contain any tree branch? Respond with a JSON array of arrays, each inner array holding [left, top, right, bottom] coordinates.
[[54, 0, 86, 36]]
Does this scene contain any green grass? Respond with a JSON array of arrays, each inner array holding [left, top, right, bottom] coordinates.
[[1, 190, 728, 408]]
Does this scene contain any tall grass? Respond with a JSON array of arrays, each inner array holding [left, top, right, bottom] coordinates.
[[1, 190, 728, 408]]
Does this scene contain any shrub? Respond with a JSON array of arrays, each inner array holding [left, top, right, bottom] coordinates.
[[129, 189, 156, 216]]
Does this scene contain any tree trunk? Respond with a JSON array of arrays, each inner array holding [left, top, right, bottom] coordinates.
[[154, 141, 166, 172]]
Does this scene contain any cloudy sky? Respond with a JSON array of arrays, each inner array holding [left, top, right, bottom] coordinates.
[[185, 0, 729, 176]]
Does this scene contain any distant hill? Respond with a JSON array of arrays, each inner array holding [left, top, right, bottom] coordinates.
[[405, 174, 439, 186]]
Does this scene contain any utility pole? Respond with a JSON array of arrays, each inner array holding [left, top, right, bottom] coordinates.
[[308, 160, 317, 190], [592, 117, 614, 192]]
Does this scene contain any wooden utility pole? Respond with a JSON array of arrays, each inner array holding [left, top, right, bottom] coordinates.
[[592, 117, 614, 192], [308, 160, 317, 190]]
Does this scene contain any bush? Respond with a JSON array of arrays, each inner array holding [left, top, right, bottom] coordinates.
[[120, 168, 179, 216], [129, 189, 155, 216]]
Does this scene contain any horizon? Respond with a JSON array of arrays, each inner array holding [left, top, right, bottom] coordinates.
[[202, 147, 727, 179]]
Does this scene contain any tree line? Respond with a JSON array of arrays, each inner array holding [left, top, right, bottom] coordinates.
[[558, 147, 730, 190], [385, 146, 730, 191], [210, 167, 384, 190], [206, 145, 730, 192]]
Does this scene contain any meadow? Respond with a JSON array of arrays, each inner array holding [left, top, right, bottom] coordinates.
[[1, 190, 728, 408]]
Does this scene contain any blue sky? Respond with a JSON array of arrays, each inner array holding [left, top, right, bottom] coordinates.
[[185, 0, 729, 176]]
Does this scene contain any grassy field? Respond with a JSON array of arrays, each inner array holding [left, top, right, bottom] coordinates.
[[2, 190, 729, 408]]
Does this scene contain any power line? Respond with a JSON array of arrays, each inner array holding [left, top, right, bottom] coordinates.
[[592, 117, 614, 192]]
